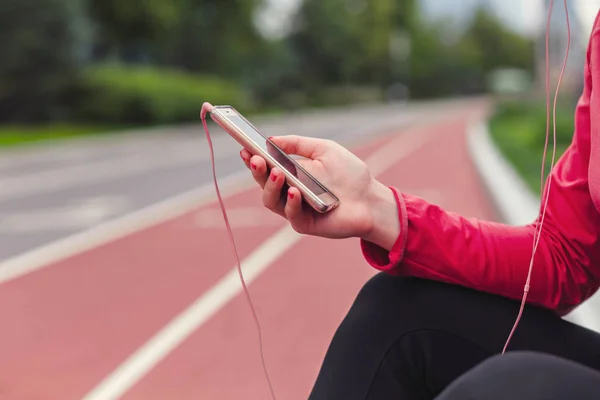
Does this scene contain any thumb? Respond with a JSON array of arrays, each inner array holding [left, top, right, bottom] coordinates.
[[269, 135, 331, 159]]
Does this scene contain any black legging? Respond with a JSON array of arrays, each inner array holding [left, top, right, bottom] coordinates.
[[308, 273, 600, 399], [436, 351, 600, 399]]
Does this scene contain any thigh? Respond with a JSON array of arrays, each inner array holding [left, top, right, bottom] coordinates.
[[436, 351, 600, 400], [309, 273, 600, 400]]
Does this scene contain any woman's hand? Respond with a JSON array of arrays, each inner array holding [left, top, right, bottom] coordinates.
[[240, 135, 400, 250]]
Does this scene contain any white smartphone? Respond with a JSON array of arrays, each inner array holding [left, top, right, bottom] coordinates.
[[209, 105, 340, 213]]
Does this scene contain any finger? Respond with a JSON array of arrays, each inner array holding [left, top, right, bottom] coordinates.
[[240, 150, 251, 169], [262, 167, 286, 215], [284, 187, 308, 233], [249, 154, 268, 188], [269, 135, 333, 159], [241, 148, 252, 162]]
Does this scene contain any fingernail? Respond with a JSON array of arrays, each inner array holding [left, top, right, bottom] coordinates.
[[288, 191, 294, 199], [270, 171, 277, 182], [251, 163, 257, 170], [268, 136, 274, 140]]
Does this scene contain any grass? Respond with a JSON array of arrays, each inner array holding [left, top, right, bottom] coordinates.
[[0, 103, 348, 149], [488, 99, 575, 194], [0, 124, 133, 148], [0, 108, 285, 149]]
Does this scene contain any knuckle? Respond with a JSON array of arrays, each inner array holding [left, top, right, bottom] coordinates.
[[262, 197, 273, 210], [290, 222, 305, 234], [254, 171, 267, 184], [262, 192, 277, 210], [324, 139, 339, 149], [264, 202, 277, 213], [251, 165, 261, 175]]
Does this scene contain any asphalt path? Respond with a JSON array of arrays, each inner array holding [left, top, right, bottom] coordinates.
[[0, 99, 475, 261], [0, 98, 496, 399]]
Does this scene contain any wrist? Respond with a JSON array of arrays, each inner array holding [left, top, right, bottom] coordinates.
[[362, 180, 401, 251]]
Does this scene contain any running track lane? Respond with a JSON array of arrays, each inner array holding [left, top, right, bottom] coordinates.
[[0, 125, 409, 399], [118, 111, 497, 399]]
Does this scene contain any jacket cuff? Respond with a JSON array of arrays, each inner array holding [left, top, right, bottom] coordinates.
[[360, 187, 408, 273]]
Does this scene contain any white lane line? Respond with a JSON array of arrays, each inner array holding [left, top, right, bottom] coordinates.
[[466, 119, 539, 226], [0, 196, 132, 233], [0, 107, 432, 201], [467, 119, 600, 333], [565, 296, 600, 334], [0, 170, 254, 285], [0, 115, 372, 201], [0, 113, 438, 280], [366, 124, 440, 176], [82, 226, 300, 400], [81, 118, 444, 400], [0, 123, 220, 173], [0, 136, 238, 202]]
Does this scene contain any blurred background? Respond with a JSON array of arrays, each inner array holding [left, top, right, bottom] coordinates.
[[1, 0, 600, 399], [0, 0, 593, 132]]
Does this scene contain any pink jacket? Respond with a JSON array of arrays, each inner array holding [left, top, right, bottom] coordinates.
[[361, 12, 600, 316]]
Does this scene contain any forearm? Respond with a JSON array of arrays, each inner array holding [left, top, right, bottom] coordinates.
[[357, 20, 600, 315], [361, 188, 600, 315], [361, 180, 402, 251], [399, 196, 551, 307]]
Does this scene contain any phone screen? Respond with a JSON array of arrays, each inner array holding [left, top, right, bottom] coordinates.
[[226, 114, 326, 195]]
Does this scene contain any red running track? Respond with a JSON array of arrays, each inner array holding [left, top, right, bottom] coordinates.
[[0, 103, 497, 399]]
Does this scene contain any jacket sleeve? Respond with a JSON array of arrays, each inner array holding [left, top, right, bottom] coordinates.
[[361, 24, 600, 316]]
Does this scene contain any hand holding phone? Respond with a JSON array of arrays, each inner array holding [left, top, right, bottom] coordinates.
[[209, 105, 339, 213], [207, 104, 397, 246]]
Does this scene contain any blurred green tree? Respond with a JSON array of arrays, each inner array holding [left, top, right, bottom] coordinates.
[[0, 0, 78, 122], [285, 1, 533, 100], [461, 7, 535, 74], [87, 0, 183, 60], [287, 0, 363, 87], [407, 6, 534, 98], [88, 0, 264, 75], [408, 16, 486, 98], [154, 0, 264, 76], [288, 0, 417, 88]]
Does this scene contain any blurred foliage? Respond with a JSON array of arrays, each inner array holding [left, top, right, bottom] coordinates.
[[465, 9, 535, 74], [86, 0, 263, 75], [408, 19, 484, 98], [287, 0, 415, 88], [88, 0, 182, 49], [0, 124, 128, 147], [76, 65, 250, 124], [400, 7, 534, 98], [281, 2, 534, 103], [0, 0, 539, 130], [489, 99, 575, 194], [0, 0, 78, 123], [151, 0, 264, 76]]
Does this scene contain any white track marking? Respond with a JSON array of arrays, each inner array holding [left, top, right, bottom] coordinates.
[[0, 196, 131, 233], [467, 118, 600, 333], [0, 124, 229, 174], [0, 102, 458, 200], [82, 226, 300, 400], [0, 138, 238, 201], [466, 119, 538, 226], [0, 170, 254, 284], [81, 119, 442, 400], [365, 125, 440, 176]]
